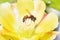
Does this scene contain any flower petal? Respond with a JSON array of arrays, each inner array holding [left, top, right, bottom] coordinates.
[[16, 0, 34, 17], [35, 12, 58, 34], [31, 31, 58, 40], [31, 0, 46, 26], [0, 3, 17, 33], [2, 34, 19, 40], [0, 29, 20, 40], [40, 31, 58, 40], [34, 0, 46, 12], [0, 35, 5, 40]]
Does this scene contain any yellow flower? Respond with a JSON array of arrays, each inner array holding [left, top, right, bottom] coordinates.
[[0, 0, 58, 40]]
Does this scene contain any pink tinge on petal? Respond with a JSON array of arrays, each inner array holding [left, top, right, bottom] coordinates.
[[39, 13, 47, 23]]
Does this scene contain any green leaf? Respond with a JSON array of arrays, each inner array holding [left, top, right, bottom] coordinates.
[[0, 0, 16, 3], [43, 0, 60, 11], [50, 0, 60, 11], [43, 0, 48, 4]]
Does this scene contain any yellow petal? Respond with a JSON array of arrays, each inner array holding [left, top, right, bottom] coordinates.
[[28, 0, 46, 26], [2, 34, 19, 40], [16, 0, 34, 17], [31, 31, 58, 40], [0, 29, 20, 40], [0, 3, 17, 33], [40, 31, 58, 40], [31, 34, 40, 40], [35, 12, 58, 34], [0, 35, 5, 40], [34, 0, 46, 12], [0, 2, 16, 25]]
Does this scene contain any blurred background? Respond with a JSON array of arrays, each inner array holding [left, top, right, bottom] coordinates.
[[0, 0, 60, 40]]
